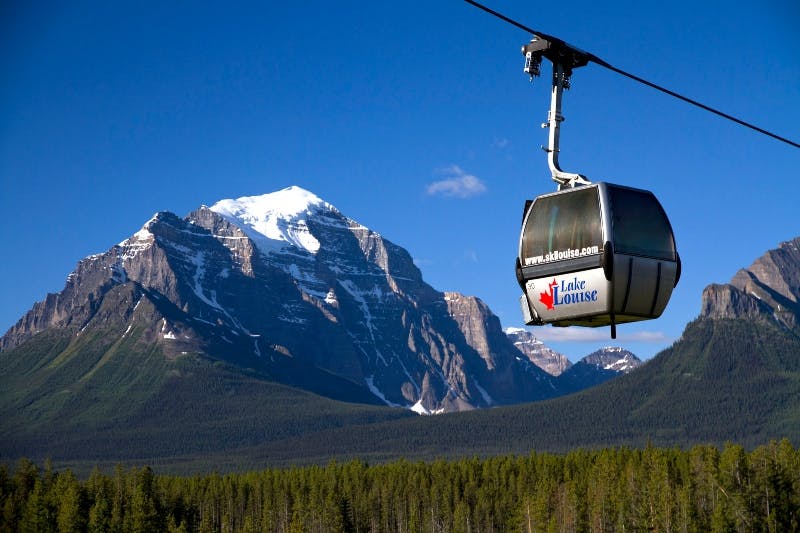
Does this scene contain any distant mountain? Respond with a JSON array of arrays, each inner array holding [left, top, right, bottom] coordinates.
[[503, 328, 642, 393], [0, 186, 562, 430], [556, 347, 642, 392], [504, 327, 572, 376], [581, 346, 642, 373]]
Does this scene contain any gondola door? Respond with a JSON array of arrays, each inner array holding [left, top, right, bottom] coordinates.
[[518, 184, 609, 325]]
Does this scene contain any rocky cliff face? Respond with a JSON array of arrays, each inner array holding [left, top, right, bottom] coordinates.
[[1, 186, 562, 413], [701, 237, 800, 328], [504, 327, 572, 376]]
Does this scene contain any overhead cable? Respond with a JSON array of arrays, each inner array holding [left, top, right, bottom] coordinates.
[[464, 0, 800, 149]]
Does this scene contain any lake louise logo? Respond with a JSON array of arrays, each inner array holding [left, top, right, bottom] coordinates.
[[539, 277, 599, 311]]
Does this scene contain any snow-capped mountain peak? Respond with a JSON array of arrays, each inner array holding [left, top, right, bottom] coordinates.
[[582, 347, 642, 373], [118, 213, 160, 247], [209, 186, 340, 256]]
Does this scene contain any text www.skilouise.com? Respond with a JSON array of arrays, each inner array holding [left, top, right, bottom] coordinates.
[[524, 245, 600, 266]]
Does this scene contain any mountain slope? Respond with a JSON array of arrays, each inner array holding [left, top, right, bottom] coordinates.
[[0, 327, 411, 465]]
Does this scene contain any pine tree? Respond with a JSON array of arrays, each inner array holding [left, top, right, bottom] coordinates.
[[20, 478, 53, 533], [55, 470, 86, 533]]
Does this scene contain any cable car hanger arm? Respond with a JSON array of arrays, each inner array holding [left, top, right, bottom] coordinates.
[[463, 0, 800, 150], [540, 59, 591, 189]]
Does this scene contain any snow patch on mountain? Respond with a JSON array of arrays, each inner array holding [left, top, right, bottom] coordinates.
[[410, 400, 430, 415], [209, 186, 340, 256], [365, 376, 401, 408], [117, 215, 158, 261], [410, 400, 445, 416], [474, 380, 494, 406], [119, 213, 159, 246], [603, 353, 639, 372]]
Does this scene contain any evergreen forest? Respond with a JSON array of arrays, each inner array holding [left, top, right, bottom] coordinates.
[[2, 440, 798, 532]]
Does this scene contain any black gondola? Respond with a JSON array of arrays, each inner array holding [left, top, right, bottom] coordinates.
[[516, 182, 680, 335]]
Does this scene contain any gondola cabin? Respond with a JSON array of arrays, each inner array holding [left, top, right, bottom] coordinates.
[[516, 182, 679, 335]]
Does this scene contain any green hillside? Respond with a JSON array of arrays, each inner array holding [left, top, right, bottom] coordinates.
[[0, 327, 412, 473], [3, 316, 799, 473], [223, 317, 800, 465]]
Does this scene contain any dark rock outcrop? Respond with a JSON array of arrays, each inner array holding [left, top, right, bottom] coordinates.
[[701, 237, 800, 328]]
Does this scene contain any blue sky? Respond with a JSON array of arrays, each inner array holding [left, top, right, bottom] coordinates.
[[1, 1, 798, 362]]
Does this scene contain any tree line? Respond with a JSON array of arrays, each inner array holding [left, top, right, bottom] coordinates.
[[1, 440, 798, 532]]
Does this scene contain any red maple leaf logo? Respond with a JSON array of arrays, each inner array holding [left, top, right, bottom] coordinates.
[[539, 279, 558, 310]]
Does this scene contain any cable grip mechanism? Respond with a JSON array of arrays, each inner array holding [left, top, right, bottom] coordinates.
[[522, 37, 591, 190]]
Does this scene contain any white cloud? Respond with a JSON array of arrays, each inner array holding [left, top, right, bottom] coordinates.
[[532, 327, 671, 343], [623, 331, 673, 343], [492, 137, 510, 149], [426, 165, 487, 198]]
